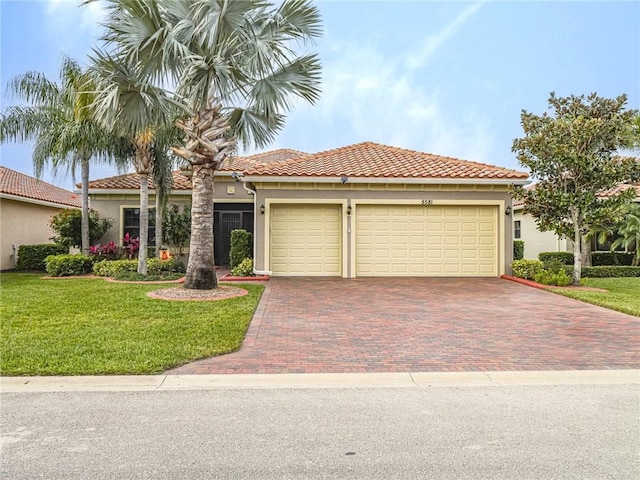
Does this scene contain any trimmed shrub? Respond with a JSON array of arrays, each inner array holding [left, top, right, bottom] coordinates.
[[538, 251, 573, 265], [45, 254, 93, 277], [511, 259, 544, 279], [591, 251, 635, 266], [533, 268, 572, 286], [16, 244, 67, 270], [93, 258, 185, 277], [229, 229, 253, 269], [147, 257, 185, 275], [231, 258, 254, 277], [582, 266, 640, 278], [92, 259, 138, 277], [513, 240, 524, 261], [110, 271, 184, 282]]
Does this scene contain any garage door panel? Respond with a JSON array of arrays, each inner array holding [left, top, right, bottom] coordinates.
[[356, 205, 498, 277], [270, 205, 341, 276]]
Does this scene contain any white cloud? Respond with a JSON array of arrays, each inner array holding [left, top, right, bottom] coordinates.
[[43, 0, 106, 57], [406, 2, 485, 70], [278, 5, 494, 164]]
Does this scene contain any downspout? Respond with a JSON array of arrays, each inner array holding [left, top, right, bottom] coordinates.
[[240, 177, 269, 276]]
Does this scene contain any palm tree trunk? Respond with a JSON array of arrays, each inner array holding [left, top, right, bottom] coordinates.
[[138, 174, 148, 275], [81, 157, 90, 255], [155, 194, 162, 259], [184, 164, 217, 289]]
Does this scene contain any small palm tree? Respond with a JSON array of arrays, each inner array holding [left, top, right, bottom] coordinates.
[[91, 0, 322, 289], [88, 52, 183, 274], [611, 204, 640, 266], [0, 55, 130, 254]]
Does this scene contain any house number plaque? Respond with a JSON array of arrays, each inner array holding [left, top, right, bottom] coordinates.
[[421, 199, 433, 205]]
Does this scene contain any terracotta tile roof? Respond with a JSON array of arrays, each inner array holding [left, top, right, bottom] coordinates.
[[219, 148, 306, 171], [599, 183, 640, 199], [514, 183, 640, 208], [245, 142, 529, 180], [86, 170, 193, 190], [0, 167, 82, 208], [85, 148, 307, 190]]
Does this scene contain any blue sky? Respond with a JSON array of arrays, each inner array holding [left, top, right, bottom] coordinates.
[[1, 0, 639, 190]]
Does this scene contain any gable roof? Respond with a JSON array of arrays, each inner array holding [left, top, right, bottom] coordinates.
[[85, 148, 306, 191], [0, 166, 82, 208], [244, 142, 529, 182]]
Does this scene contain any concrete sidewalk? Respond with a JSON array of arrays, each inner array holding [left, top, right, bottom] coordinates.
[[2, 369, 638, 392]]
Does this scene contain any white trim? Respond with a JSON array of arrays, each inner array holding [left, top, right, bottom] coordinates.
[[84, 189, 192, 196], [244, 175, 531, 186], [0, 193, 80, 210]]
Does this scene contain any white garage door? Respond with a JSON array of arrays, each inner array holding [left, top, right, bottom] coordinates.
[[270, 205, 341, 276], [356, 205, 498, 277]]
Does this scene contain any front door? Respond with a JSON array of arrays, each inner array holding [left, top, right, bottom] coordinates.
[[215, 212, 242, 266]]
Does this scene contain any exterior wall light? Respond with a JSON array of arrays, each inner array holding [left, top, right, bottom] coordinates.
[[260, 204, 265, 215], [505, 206, 512, 216], [346, 205, 352, 216]]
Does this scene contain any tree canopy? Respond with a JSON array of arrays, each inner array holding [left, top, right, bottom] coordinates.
[[512, 92, 639, 284]]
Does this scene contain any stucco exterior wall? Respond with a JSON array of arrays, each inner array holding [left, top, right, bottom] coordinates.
[[513, 209, 570, 260], [252, 183, 513, 278], [0, 198, 66, 270]]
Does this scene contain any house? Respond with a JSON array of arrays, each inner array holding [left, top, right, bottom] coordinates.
[[513, 183, 640, 259], [0, 166, 82, 270], [86, 141, 529, 277]]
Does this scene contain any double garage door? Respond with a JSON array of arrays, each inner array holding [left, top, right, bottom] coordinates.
[[269, 204, 498, 277]]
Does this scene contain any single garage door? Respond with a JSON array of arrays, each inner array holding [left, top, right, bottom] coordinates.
[[270, 204, 341, 276], [356, 205, 498, 276]]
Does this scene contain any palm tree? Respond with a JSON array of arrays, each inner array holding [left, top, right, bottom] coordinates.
[[611, 204, 640, 266], [92, 0, 322, 289], [0, 55, 130, 254], [88, 52, 182, 274]]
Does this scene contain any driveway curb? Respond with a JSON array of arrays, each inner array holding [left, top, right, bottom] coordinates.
[[2, 370, 638, 393]]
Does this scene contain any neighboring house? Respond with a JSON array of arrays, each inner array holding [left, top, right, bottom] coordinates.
[[0, 166, 81, 270], [513, 183, 640, 259], [87, 141, 529, 277]]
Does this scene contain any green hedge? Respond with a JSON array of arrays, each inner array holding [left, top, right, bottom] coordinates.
[[581, 266, 640, 278], [16, 244, 67, 270], [93, 258, 184, 277], [229, 229, 253, 268], [45, 254, 93, 277], [538, 251, 573, 265], [513, 240, 524, 261], [511, 259, 544, 279], [591, 251, 635, 266]]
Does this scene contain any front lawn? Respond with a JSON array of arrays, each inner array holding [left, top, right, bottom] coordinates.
[[549, 277, 640, 317], [0, 273, 264, 376]]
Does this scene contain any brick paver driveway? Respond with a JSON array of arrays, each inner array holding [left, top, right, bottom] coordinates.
[[166, 277, 640, 374]]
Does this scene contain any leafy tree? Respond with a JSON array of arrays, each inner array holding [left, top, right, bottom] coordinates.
[[512, 92, 639, 285], [0, 55, 130, 255], [90, 0, 322, 289], [50, 208, 114, 248]]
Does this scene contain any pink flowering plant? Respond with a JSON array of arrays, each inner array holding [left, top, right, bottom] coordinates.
[[89, 240, 119, 261], [122, 233, 140, 259]]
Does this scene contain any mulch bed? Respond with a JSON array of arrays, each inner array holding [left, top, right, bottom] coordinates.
[[501, 275, 608, 292], [147, 286, 249, 301]]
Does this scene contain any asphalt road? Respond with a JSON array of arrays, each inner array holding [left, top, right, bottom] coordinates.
[[2, 384, 639, 479]]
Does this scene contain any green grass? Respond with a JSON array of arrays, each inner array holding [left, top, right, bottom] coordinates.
[[0, 273, 264, 376], [549, 277, 640, 317]]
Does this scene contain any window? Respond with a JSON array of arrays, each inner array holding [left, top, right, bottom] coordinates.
[[514, 220, 521, 239], [123, 208, 156, 245]]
